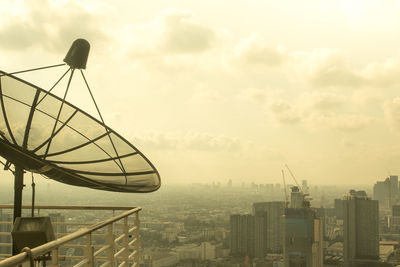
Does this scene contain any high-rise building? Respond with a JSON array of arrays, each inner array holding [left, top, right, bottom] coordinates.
[[284, 187, 323, 267], [373, 180, 389, 208], [390, 205, 400, 232], [302, 180, 309, 193], [48, 213, 67, 235], [0, 209, 12, 255], [230, 214, 255, 257], [253, 201, 285, 253], [334, 199, 344, 220], [393, 205, 400, 217], [254, 212, 268, 258], [343, 190, 379, 267], [290, 186, 304, 209], [373, 175, 399, 209], [390, 175, 399, 206]]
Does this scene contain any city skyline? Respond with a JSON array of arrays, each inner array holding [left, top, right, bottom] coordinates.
[[1, 0, 400, 185]]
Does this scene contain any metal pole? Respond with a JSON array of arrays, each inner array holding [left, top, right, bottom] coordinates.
[[31, 173, 35, 217], [12, 165, 24, 255]]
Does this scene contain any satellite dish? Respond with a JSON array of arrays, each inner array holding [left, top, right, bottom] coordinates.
[[0, 39, 161, 223]]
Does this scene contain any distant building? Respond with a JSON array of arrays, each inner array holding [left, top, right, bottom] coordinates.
[[284, 187, 323, 267], [343, 190, 379, 267], [0, 210, 11, 255], [334, 199, 344, 220], [200, 242, 217, 260], [390, 176, 399, 201], [393, 205, 400, 217], [48, 213, 66, 235], [302, 180, 309, 193], [230, 214, 255, 257], [253, 201, 285, 253], [254, 211, 268, 258], [290, 186, 304, 209], [373, 175, 399, 209]]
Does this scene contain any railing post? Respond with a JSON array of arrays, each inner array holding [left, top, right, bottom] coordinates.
[[134, 211, 140, 265], [106, 223, 115, 267], [84, 233, 94, 267], [122, 217, 129, 266], [50, 248, 60, 267]]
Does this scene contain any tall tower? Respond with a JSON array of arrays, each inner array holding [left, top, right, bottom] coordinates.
[[230, 214, 255, 257], [290, 186, 304, 208], [284, 187, 323, 267], [343, 190, 379, 267], [390, 175, 399, 206], [253, 201, 285, 253]]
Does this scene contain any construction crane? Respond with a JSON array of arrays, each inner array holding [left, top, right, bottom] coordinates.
[[285, 164, 301, 191], [285, 164, 312, 208], [282, 169, 289, 208]]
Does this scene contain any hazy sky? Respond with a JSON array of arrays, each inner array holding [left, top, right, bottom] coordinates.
[[1, 0, 400, 186]]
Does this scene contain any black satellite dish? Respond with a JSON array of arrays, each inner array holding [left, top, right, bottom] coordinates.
[[0, 39, 161, 222]]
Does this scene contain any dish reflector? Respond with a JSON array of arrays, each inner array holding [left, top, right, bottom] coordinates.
[[0, 71, 160, 193]]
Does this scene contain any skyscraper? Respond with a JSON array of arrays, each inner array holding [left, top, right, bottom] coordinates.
[[390, 175, 399, 206], [373, 176, 399, 209], [230, 214, 255, 257], [343, 190, 379, 267], [373, 179, 390, 208], [284, 187, 323, 267], [253, 201, 285, 253], [334, 199, 344, 220], [290, 186, 304, 209], [0, 210, 11, 255], [254, 211, 268, 258]]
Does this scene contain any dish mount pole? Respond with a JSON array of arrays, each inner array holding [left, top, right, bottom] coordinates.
[[13, 166, 24, 222]]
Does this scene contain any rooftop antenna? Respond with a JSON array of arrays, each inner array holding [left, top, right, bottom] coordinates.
[[0, 39, 161, 253]]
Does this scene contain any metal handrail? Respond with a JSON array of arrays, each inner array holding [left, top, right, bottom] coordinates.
[[0, 205, 135, 211], [0, 206, 141, 266]]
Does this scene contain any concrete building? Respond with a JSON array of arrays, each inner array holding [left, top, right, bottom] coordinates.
[[284, 187, 323, 267], [253, 201, 285, 253], [0, 210, 11, 255], [334, 199, 344, 220], [230, 214, 255, 257], [373, 175, 399, 209], [254, 211, 268, 258], [290, 186, 304, 209], [343, 190, 379, 267], [392, 204, 400, 216], [200, 242, 216, 260], [48, 213, 67, 235]]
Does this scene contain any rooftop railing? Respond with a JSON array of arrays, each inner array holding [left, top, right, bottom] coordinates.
[[0, 205, 141, 267]]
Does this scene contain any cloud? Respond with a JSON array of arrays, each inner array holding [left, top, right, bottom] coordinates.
[[341, 138, 367, 151], [234, 35, 286, 67], [266, 93, 370, 132], [157, 8, 216, 54], [383, 97, 400, 132], [308, 113, 371, 132], [132, 131, 242, 152], [125, 8, 220, 73], [268, 100, 302, 124], [129, 8, 217, 57], [237, 88, 270, 103], [362, 59, 400, 88], [351, 88, 383, 106], [292, 49, 400, 90], [293, 49, 364, 88], [192, 89, 221, 103], [0, 0, 109, 53], [301, 92, 344, 110]]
